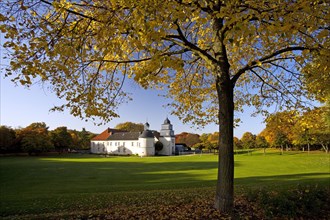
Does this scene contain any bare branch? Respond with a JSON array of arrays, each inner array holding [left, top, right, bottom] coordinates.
[[231, 46, 315, 84], [164, 21, 218, 66], [101, 48, 189, 64], [250, 69, 284, 97], [256, 65, 303, 103]]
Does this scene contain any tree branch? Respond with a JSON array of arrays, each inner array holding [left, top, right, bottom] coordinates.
[[231, 46, 314, 84], [164, 21, 218, 67], [256, 65, 303, 103], [174, 0, 213, 14], [40, 0, 102, 23], [101, 48, 189, 64]]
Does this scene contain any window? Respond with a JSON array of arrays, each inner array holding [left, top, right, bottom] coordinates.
[[123, 142, 125, 147], [132, 142, 134, 146], [115, 142, 117, 146], [117, 147, 120, 152], [110, 142, 112, 146]]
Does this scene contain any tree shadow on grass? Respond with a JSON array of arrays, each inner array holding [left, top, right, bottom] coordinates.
[[235, 172, 330, 189], [1, 155, 329, 217], [33, 156, 329, 191]]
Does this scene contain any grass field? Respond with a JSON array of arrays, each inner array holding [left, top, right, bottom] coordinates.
[[0, 150, 329, 218]]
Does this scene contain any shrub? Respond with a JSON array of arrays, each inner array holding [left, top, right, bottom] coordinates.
[[246, 185, 330, 219]]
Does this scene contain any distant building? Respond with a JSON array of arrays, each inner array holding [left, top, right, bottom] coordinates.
[[90, 118, 175, 156]]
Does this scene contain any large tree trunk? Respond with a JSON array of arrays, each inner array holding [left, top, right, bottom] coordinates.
[[214, 77, 234, 213], [211, 9, 234, 213]]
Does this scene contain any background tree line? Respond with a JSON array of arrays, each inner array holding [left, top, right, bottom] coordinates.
[[0, 122, 96, 155], [175, 106, 329, 154], [259, 106, 329, 153], [1, 105, 328, 155]]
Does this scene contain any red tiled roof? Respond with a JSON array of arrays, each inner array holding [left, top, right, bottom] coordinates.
[[91, 128, 127, 141]]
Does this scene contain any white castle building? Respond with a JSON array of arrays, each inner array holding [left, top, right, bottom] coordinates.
[[90, 118, 175, 156]]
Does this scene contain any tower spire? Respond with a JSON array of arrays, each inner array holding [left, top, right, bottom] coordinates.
[[144, 121, 150, 130]]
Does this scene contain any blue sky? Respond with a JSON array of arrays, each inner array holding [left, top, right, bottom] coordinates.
[[0, 76, 265, 138], [0, 31, 265, 138]]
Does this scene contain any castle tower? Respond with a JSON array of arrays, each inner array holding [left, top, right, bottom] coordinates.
[[159, 117, 175, 155], [144, 122, 150, 131], [138, 122, 155, 156]]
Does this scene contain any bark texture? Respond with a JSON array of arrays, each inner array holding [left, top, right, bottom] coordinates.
[[212, 13, 235, 214], [214, 78, 234, 213]]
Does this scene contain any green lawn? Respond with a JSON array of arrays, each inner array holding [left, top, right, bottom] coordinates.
[[0, 150, 329, 218]]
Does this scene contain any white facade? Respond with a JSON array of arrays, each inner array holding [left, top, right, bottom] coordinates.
[[158, 136, 175, 156], [90, 118, 175, 156], [91, 140, 140, 155], [138, 136, 155, 156]]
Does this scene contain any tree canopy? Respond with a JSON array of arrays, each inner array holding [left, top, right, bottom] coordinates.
[[0, 126, 16, 153], [1, 1, 328, 123], [18, 122, 54, 154], [115, 122, 144, 132], [259, 107, 329, 152], [259, 110, 298, 146], [1, 0, 329, 213], [176, 132, 201, 147], [50, 126, 73, 151], [240, 132, 256, 149]]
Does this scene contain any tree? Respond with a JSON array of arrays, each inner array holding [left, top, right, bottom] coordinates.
[[199, 133, 211, 144], [260, 111, 298, 147], [19, 122, 54, 154], [68, 129, 80, 149], [192, 142, 205, 151], [197, 133, 210, 151], [292, 107, 330, 153], [79, 128, 94, 149], [68, 128, 95, 149], [256, 135, 269, 155], [68, 128, 96, 150], [50, 126, 73, 152], [313, 132, 330, 153], [240, 132, 256, 150], [0, 126, 16, 153], [207, 132, 220, 152], [233, 137, 242, 150], [115, 122, 144, 132], [302, 38, 330, 103], [208, 132, 219, 144], [176, 132, 201, 147], [25, 122, 49, 130], [273, 131, 290, 154], [176, 132, 188, 143], [196, 132, 219, 152], [186, 133, 201, 148], [1, 0, 328, 213]]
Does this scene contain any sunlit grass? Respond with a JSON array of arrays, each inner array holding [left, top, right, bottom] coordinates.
[[0, 150, 329, 217]]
